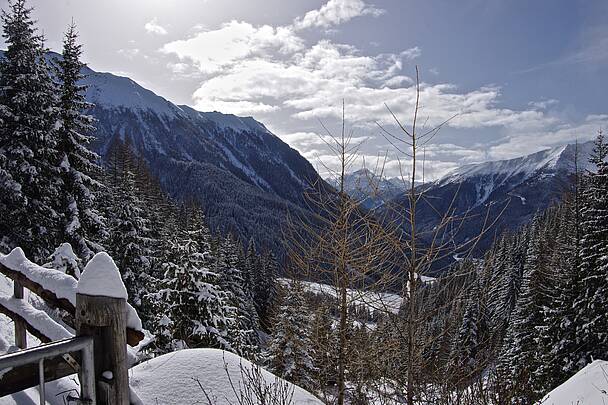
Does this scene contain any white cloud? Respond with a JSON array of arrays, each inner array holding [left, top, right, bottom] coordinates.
[[529, 99, 559, 110], [162, 21, 303, 74], [487, 114, 608, 160], [157, 0, 605, 179], [198, 100, 279, 115], [145, 18, 168, 35], [294, 0, 384, 30], [117, 48, 140, 59]]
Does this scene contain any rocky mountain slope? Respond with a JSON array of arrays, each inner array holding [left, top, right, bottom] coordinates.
[[75, 63, 326, 254]]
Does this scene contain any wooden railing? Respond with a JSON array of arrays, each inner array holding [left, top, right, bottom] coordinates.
[[0, 254, 143, 404], [0, 336, 95, 404]]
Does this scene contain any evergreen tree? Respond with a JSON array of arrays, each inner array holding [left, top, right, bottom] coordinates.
[[447, 280, 481, 383], [103, 138, 153, 312], [535, 201, 582, 392], [0, 0, 61, 261], [215, 236, 260, 359], [254, 251, 278, 329], [155, 212, 231, 352], [497, 218, 553, 402], [55, 21, 103, 263], [240, 238, 257, 293], [266, 282, 316, 391], [573, 130, 608, 367], [44, 242, 82, 278]]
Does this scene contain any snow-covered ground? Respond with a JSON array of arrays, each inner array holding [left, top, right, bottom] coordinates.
[[130, 348, 322, 404], [280, 278, 403, 314], [539, 360, 608, 405], [1, 349, 322, 405]]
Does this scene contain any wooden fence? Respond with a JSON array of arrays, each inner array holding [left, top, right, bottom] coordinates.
[[0, 257, 145, 405]]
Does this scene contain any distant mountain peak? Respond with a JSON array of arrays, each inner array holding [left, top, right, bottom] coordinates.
[[394, 139, 597, 264], [326, 168, 408, 210], [438, 141, 595, 190]]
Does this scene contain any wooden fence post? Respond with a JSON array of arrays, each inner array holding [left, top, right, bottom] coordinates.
[[13, 281, 26, 349], [76, 293, 129, 405]]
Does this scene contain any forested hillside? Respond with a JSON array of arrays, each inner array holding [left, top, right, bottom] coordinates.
[[79, 62, 326, 257]]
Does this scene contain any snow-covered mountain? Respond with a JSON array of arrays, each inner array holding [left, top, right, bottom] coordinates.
[[333, 168, 407, 209], [386, 141, 594, 269], [81, 57, 592, 260], [75, 62, 326, 254], [436, 142, 595, 208]]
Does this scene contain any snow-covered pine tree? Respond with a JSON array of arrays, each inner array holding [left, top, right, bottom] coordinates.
[[573, 129, 608, 368], [55, 21, 104, 263], [214, 235, 261, 359], [103, 137, 153, 312], [497, 217, 554, 402], [155, 207, 231, 352], [535, 200, 583, 393], [255, 251, 278, 329], [240, 238, 257, 293], [44, 242, 82, 278], [266, 281, 316, 392], [0, 0, 61, 261], [447, 279, 481, 385], [482, 228, 529, 362], [131, 154, 166, 265]]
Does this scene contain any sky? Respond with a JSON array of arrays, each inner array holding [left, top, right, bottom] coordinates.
[[2, 0, 608, 180]]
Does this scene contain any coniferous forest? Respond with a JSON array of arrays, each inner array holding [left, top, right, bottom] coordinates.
[[0, 1, 607, 404]]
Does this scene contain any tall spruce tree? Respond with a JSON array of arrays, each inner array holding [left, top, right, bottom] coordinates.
[[155, 207, 231, 352], [573, 130, 608, 367], [254, 251, 278, 329], [215, 236, 261, 359], [55, 21, 103, 263], [447, 279, 481, 384], [535, 201, 583, 393], [498, 217, 554, 402], [104, 138, 153, 311], [266, 282, 316, 392], [0, 0, 60, 261]]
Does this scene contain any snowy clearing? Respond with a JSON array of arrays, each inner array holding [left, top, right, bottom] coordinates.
[[280, 277, 434, 315], [279, 278, 403, 314]]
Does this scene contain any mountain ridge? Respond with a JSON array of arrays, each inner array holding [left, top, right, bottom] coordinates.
[[381, 139, 594, 272], [67, 55, 327, 255]]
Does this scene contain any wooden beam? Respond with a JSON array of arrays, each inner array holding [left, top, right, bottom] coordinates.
[[77, 293, 130, 405], [0, 263, 145, 346], [13, 281, 26, 349], [0, 301, 84, 374]]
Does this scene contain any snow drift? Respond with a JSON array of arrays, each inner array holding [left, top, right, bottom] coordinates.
[[129, 348, 322, 404], [540, 360, 608, 404]]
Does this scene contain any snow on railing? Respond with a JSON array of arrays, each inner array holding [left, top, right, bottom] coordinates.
[[0, 245, 146, 403], [0, 247, 144, 341]]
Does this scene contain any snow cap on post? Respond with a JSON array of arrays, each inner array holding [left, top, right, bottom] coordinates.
[[77, 252, 128, 299]]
